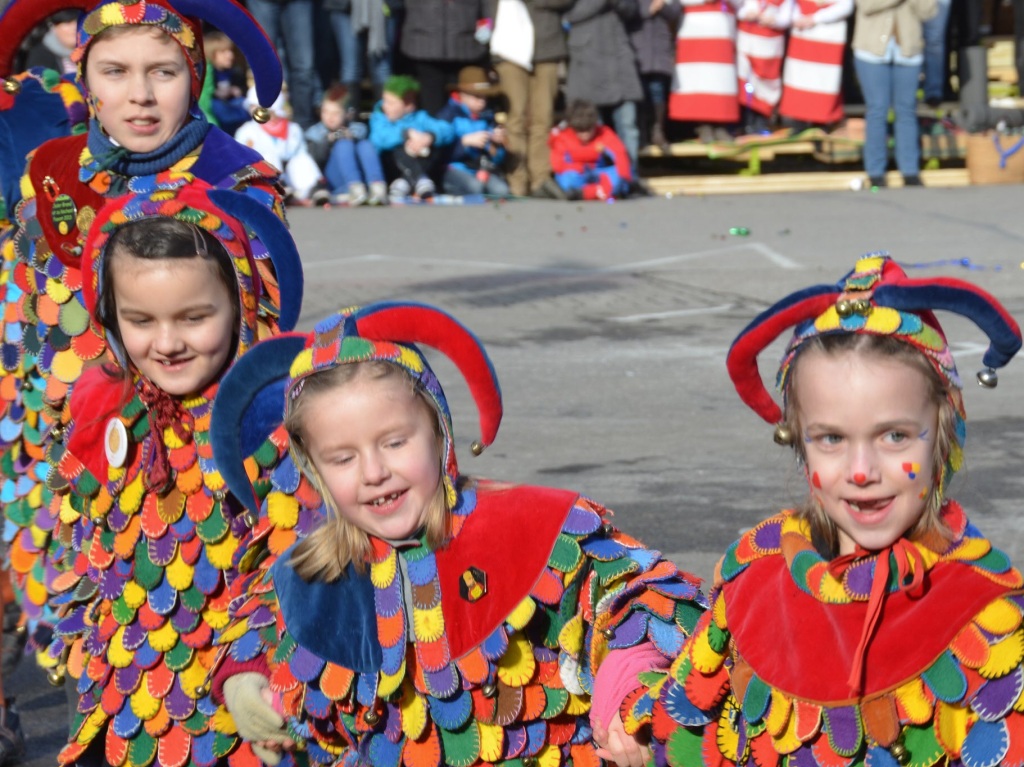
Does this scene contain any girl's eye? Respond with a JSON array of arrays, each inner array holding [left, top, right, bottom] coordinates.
[[386, 438, 408, 449], [885, 431, 909, 444]]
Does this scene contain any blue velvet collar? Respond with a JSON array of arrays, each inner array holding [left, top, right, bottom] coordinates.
[[270, 546, 383, 673]]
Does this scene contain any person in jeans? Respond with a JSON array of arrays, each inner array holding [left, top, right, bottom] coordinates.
[[852, 0, 937, 188], [485, 0, 573, 198], [306, 85, 388, 205], [437, 66, 511, 197], [246, 0, 318, 128], [920, 0, 951, 106], [322, 0, 400, 109]]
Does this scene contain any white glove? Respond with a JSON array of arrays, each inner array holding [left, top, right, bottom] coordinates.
[[223, 673, 291, 764]]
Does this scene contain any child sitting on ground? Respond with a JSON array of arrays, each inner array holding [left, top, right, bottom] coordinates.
[[305, 85, 387, 206], [236, 88, 328, 206], [436, 66, 511, 197], [549, 99, 634, 201], [369, 75, 455, 201], [205, 30, 250, 136], [206, 302, 709, 766], [654, 253, 1024, 765]]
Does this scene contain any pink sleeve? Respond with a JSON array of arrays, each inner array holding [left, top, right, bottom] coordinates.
[[210, 656, 270, 705], [589, 643, 671, 731]]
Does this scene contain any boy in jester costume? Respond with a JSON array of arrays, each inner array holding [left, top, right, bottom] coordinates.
[[0, 0, 287, 663], [41, 182, 304, 766], [203, 303, 709, 767], [650, 254, 1024, 766]]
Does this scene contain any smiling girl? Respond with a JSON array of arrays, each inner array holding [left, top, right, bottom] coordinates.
[[203, 303, 708, 767], [42, 183, 302, 766], [0, 0, 288, 670], [652, 254, 1024, 766]]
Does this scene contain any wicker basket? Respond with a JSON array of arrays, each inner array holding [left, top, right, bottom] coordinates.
[[966, 131, 1024, 185]]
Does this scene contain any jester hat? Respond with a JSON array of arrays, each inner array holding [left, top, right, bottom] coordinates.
[[0, 0, 282, 113], [80, 181, 304, 367], [727, 253, 1021, 494], [211, 303, 504, 514]]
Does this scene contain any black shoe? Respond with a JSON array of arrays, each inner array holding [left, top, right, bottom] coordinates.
[[1, 604, 24, 680], [902, 175, 924, 187], [868, 175, 887, 189], [0, 700, 25, 766], [531, 179, 567, 200], [629, 179, 655, 198]]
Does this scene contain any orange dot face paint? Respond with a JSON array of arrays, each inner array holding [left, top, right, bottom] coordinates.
[[902, 462, 920, 480]]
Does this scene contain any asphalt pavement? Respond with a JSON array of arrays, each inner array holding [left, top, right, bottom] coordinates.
[[12, 186, 1024, 763]]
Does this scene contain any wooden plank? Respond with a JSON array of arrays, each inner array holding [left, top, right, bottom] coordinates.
[[645, 168, 970, 195]]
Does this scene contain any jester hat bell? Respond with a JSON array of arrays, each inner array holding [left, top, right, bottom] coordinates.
[[0, 0, 282, 114], [80, 181, 304, 368], [727, 253, 1021, 492], [211, 303, 504, 514]]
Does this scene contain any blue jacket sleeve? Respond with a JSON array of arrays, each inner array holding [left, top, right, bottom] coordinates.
[[369, 111, 406, 151]]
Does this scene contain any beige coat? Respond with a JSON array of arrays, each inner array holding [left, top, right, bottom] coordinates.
[[852, 0, 938, 58]]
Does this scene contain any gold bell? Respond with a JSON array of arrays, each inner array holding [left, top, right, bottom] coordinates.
[[481, 682, 497, 698], [523, 759, 538, 767], [601, 627, 615, 640], [213, 490, 226, 502], [252, 105, 272, 124], [890, 741, 909, 766], [977, 368, 998, 388], [47, 667, 66, 686], [835, 299, 853, 318], [364, 709, 380, 725], [853, 298, 872, 315], [470, 440, 485, 456], [195, 682, 211, 697], [242, 511, 258, 528], [3, 79, 20, 95], [773, 424, 794, 446]]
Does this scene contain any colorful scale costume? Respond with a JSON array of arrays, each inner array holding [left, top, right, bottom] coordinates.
[[42, 184, 303, 767], [0, 0, 285, 653], [206, 304, 710, 767], [648, 255, 1024, 766]]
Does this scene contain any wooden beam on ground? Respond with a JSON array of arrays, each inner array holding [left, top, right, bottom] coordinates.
[[645, 168, 970, 196]]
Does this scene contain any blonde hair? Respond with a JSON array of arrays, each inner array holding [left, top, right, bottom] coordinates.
[[285, 361, 451, 581], [783, 333, 958, 556]]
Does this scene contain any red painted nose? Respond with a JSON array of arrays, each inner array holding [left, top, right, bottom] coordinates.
[[853, 472, 867, 484]]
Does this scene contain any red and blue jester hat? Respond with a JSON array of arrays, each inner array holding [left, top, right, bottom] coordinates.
[[212, 303, 504, 518], [727, 252, 1022, 502], [0, 0, 282, 121]]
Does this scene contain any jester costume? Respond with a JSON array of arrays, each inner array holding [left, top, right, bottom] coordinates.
[[650, 255, 1024, 766], [42, 184, 304, 766], [204, 304, 709, 767], [0, 0, 285, 656]]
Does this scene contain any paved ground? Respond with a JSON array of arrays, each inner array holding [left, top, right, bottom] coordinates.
[[11, 185, 1024, 763]]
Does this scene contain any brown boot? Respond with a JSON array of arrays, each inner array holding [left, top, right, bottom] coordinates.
[[651, 102, 671, 153]]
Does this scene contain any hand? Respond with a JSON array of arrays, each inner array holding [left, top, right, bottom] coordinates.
[[649, 0, 666, 14], [222, 673, 295, 762], [490, 126, 507, 145], [405, 129, 434, 155], [462, 130, 491, 149], [793, 13, 814, 28], [593, 713, 652, 767]]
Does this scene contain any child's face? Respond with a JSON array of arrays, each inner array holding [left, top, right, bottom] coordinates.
[[212, 47, 234, 71], [794, 348, 938, 555], [54, 19, 79, 51], [85, 28, 192, 153], [302, 372, 442, 542], [577, 128, 596, 143], [381, 91, 413, 122], [459, 92, 487, 113], [320, 100, 345, 131], [112, 253, 236, 397]]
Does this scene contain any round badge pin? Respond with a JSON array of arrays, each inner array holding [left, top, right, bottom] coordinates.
[[52, 194, 78, 237], [105, 418, 128, 469]]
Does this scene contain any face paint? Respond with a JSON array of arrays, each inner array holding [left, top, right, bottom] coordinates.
[[811, 471, 822, 489], [918, 429, 929, 440], [902, 462, 920, 480], [852, 472, 867, 484]]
